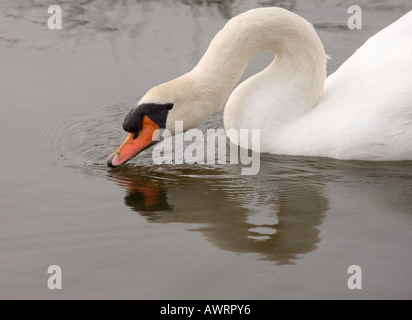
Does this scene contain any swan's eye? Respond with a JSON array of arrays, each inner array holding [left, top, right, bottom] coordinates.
[[164, 103, 174, 110]]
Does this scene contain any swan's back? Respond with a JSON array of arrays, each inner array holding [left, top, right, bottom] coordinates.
[[323, 10, 412, 115], [277, 11, 412, 160]]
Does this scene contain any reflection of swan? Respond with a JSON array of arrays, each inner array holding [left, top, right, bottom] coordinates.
[[108, 7, 412, 167], [110, 170, 171, 212], [107, 159, 329, 265]]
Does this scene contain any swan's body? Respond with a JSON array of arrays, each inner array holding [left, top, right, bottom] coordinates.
[[224, 8, 412, 160], [108, 8, 412, 167]]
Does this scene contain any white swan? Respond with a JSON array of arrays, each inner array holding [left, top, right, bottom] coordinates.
[[107, 7, 412, 167]]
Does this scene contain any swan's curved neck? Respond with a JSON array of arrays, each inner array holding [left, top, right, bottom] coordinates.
[[141, 8, 327, 135], [191, 8, 327, 115]]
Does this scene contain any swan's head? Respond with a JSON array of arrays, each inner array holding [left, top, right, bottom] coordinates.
[[107, 75, 217, 167]]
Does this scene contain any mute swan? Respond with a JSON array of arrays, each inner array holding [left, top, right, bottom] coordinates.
[[107, 7, 412, 167]]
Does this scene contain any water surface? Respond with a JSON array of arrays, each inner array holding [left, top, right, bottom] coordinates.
[[1, 0, 412, 299]]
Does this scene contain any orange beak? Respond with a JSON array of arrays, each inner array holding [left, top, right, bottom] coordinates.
[[107, 116, 160, 167]]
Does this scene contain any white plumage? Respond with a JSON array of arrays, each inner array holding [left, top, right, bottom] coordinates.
[[139, 8, 412, 161]]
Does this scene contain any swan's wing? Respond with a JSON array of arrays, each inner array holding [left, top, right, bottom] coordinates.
[[278, 11, 412, 160], [321, 10, 412, 116]]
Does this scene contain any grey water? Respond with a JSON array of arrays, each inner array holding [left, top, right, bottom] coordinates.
[[1, 0, 411, 299]]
